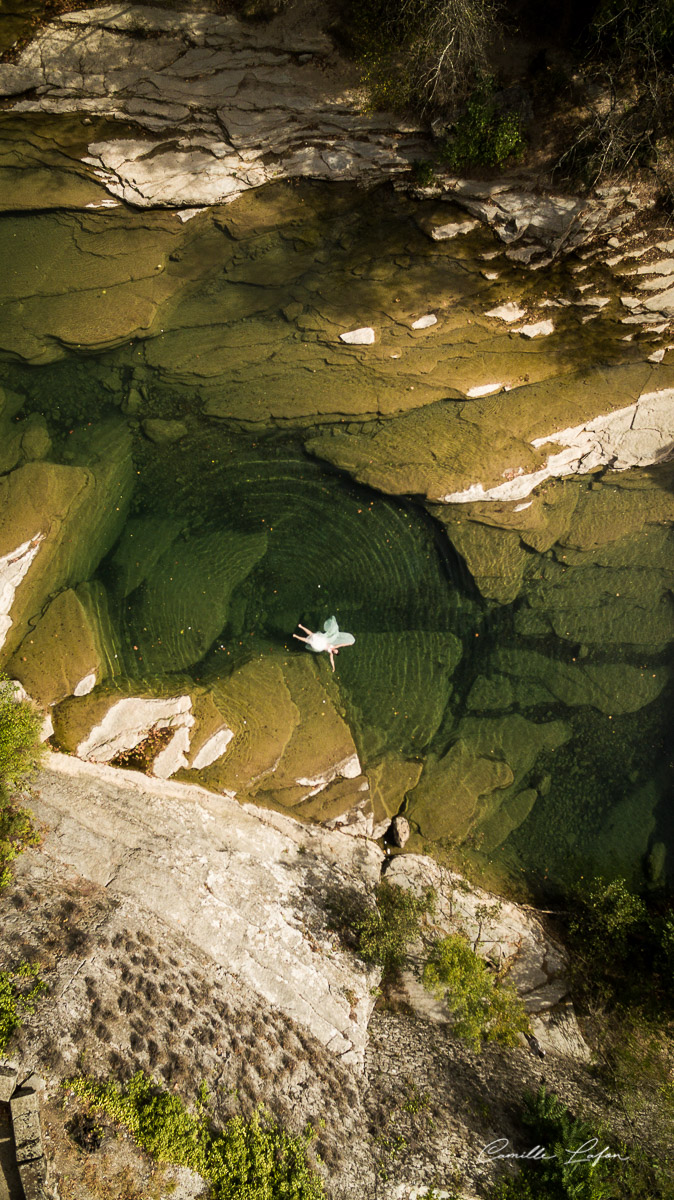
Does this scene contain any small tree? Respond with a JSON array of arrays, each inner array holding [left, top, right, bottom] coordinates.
[[423, 933, 529, 1049]]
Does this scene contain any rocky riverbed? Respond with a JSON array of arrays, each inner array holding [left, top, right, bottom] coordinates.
[[1, 4, 673, 1197]]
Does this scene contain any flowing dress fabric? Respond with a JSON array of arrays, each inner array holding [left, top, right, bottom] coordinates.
[[322, 616, 355, 648]]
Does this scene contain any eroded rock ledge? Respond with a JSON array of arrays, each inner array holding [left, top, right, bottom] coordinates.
[[0, 3, 426, 208]]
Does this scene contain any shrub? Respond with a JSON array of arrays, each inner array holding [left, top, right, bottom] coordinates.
[[441, 91, 524, 170], [422, 933, 529, 1049], [350, 881, 435, 973], [67, 1071, 325, 1200], [0, 962, 46, 1053], [0, 675, 44, 796], [0, 675, 44, 885], [489, 1085, 664, 1200]]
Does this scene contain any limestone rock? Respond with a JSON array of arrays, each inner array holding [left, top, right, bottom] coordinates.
[[2, 5, 425, 209], [339, 327, 375, 345], [30, 751, 384, 1065], [308, 361, 674, 507], [390, 815, 410, 847], [519, 319, 554, 338], [52, 681, 196, 777], [384, 852, 589, 1055], [0, 1064, 17, 1102]]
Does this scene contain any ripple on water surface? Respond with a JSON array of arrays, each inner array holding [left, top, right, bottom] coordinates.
[[1, 180, 673, 899]]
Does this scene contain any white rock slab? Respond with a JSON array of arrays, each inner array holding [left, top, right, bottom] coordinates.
[[0, 534, 44, 651], [410, 314, 437, 329], [73, 672, 97, 697], [484, 301, 526, 323], [339, 327, 375, 345], [518, 319, 554, 338], [466, 382, 505, 398], [635, 258, 674, 275], [77, 694, 194, 762], [440, 384, 674, 503], [430, 218, 480, 240], [191, 726, 234, 770], [32, 752, 383, 1066]]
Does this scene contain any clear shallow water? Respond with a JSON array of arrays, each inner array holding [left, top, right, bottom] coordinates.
[[2, 179, 673, 902]]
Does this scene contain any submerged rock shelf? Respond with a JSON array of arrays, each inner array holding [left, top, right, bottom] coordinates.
[[1, 99, 673, 894]]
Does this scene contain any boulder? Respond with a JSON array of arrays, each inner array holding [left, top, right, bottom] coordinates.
[[142, 418, 188, 444], [390, 814, 410, 847]]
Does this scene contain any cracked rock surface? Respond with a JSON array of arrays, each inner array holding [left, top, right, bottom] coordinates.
[[0, 3, 426, 208]]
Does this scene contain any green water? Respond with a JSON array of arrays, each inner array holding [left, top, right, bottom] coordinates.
[[1, 178, 673, 901]]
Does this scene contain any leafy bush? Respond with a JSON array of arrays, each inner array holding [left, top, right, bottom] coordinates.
[[349, 881, 435, 973], [441, 91, 524, 169], [67, 1071, 324, 1200], [489, 1085, 665, 1200], [0, 675, 43, 885], [0, 675, 44, 796], [422, 933, 529, 1049], [0, 962, 46, 1053]]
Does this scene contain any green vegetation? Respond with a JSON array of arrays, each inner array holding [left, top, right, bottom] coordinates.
[[67, 1071, 324, 1200], [565, 876, 674, 1007], [489, 1085, 665, 1200], [422, 933, 529, 1049], [0, 962, 46, 1053], [0, 674, 44, 886], [441, 91, 524, 170], [341, 0, 500, 117], [348, 880, 435, 973]]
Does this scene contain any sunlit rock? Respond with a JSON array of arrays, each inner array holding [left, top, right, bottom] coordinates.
[[339, 327, 375, 345], [0, 423, 133, 663], [8, 581, 120, 708], [52, 682, 195, 772]]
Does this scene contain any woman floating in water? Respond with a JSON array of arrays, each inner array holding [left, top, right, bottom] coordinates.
[[293, 616, 355, 672]]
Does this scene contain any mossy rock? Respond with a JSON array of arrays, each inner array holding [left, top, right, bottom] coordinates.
[[367, 755, 423, 821], [467, 648, 669, 716], [186, 656, 300, 796], [406, 738, 514, 842], [0, 425, 133, 662], [124, 528, 268, 674], [51, 676, 195, 761], [432, 513, 530, 604], [407, 714, 569, 843], [305, 363, 674, 502], [478, 787, 539, 853], [252, 655, 359, 808], [8, 580, 120, 708]]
